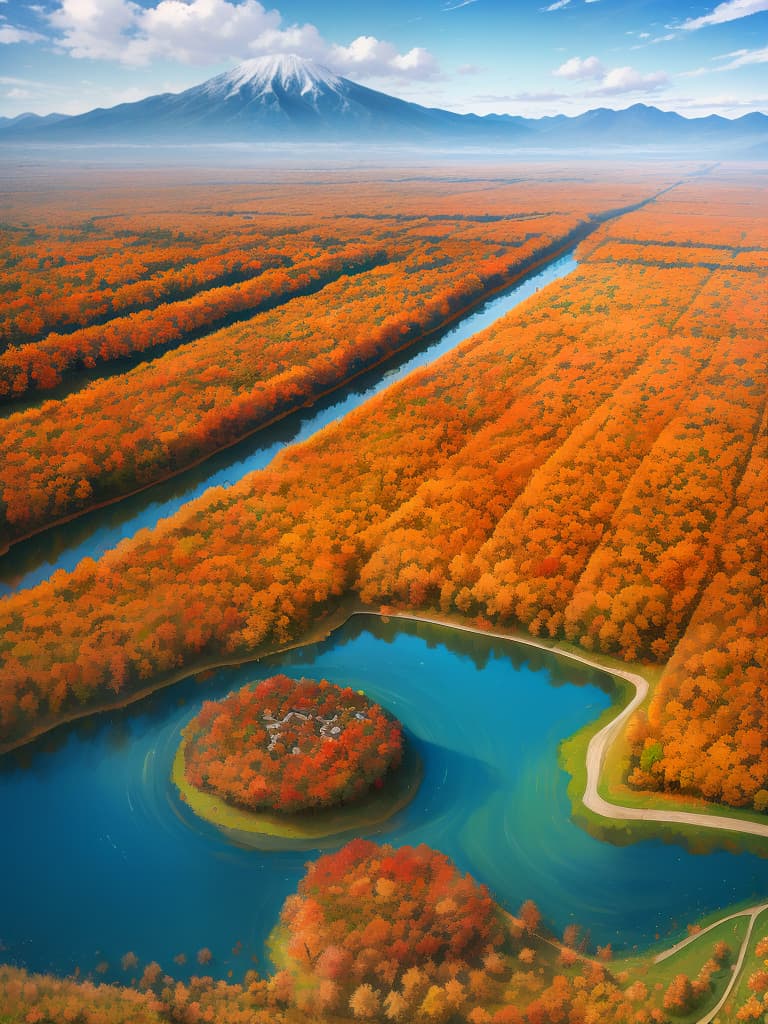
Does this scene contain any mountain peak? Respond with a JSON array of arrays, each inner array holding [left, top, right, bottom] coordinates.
[[204, 54, 344, 99], [1, 55, 765, 150]]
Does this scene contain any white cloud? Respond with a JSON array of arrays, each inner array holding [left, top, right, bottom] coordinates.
[[0, 23, 43, 43], [0, 75, 43, 86], [553, 55, 604, 78], [681, 44, 768, 75], [543, 0, 571, 10], [6, 87, 31, 99], [630, 32, 677, 49], [588, 66, 669, 94], [442, 0, 479, 9], [47, 0, 439, 80], [473, 90, 568, 103], [680, 0, 768, 30], [714, 44, 768, 67], [509, 89, 569, 101], [329, 37, 439, 79], [552, 54, 669, 97]]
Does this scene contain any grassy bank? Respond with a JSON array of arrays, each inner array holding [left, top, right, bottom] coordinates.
[[171, 735, 422, 850]]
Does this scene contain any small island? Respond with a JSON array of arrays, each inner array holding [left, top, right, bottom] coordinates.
[[173, 674, 420, 847]]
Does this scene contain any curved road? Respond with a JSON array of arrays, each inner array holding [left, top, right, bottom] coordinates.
[[649, 902, 768, 1024], [373, 611, 768, 841]]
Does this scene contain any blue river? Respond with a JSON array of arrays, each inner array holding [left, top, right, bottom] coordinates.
[[0, 250, 575, 597]]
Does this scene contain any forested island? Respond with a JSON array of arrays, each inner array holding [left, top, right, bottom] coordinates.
[[174, 675, 415, 841]]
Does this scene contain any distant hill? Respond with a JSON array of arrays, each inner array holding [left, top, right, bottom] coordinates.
[[0, 112, 70, 130], [1, 54, 765, 152]]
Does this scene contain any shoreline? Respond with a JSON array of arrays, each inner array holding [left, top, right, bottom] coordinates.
[[171, 735, 423, 850], [0, 598, 361, 759], [376, 611, 768, 842], [3, 603, 768, 845]]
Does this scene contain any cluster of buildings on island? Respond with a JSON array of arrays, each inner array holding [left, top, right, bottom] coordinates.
[[262, 706, 368, 754]]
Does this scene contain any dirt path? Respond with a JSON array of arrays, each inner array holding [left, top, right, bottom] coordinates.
[[694, 903, 767, 1024], [646, 901, 768, 1023], [374, 611, 768, 841], [653, 904, 768, 964]]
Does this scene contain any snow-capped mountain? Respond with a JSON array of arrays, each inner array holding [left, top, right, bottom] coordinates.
[[0, 55, 495, 144], [1, 54, 766, 152], [200, 54, 348, 103]]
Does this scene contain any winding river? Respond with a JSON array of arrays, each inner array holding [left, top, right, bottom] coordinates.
[[1, 248, 766, 986]]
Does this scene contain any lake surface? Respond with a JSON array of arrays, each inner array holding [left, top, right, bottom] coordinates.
[[2, 616, 768, 985]]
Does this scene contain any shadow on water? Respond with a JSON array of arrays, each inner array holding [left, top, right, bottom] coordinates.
[[169, 736, 496, 856], [575, 806, 768, 861], [325, 612, 613, 691]]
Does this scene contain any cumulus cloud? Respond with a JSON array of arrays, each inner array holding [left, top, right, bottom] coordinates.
[[553, 55, 604, 79], [679, 0, 768, 30], [589, 66, 669, 94], [47, 0, 439, 79], [330, 36, 439, 79], [552, 53, 669, 97], [0, 23, 44, 43]]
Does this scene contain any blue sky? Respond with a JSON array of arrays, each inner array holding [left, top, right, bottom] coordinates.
[[1, 0, 766, 118]]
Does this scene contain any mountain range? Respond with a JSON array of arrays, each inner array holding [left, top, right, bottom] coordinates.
[[1, 54, 765, 153]]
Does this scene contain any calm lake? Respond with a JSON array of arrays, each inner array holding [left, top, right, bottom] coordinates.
[[2, 615, 767, 985]]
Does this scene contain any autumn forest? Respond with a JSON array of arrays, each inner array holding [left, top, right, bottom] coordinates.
[[0, 161, 766, 1024]]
